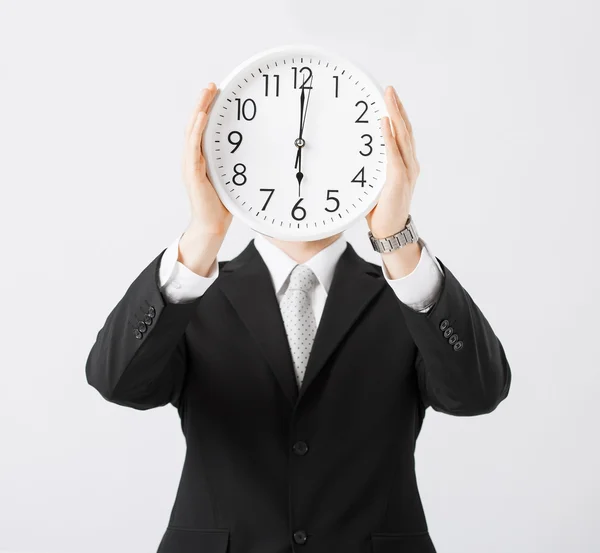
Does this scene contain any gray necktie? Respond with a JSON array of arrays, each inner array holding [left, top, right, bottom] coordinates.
[[280, 264, 318, 388]]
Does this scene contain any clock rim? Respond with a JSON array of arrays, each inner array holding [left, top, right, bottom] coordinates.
[[203, 43, 388, 242]]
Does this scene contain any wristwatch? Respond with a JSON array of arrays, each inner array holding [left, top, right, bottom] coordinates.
[[368, 215, 419, 253]]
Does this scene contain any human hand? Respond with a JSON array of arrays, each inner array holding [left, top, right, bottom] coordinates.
[[179, 83, 232, 276], [366, 86, 422, 278], [365, 85, 420, 239], [182, 82, 233, 236]]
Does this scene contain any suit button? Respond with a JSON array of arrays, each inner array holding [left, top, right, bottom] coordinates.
[[448, 333, 458, 345], [453, 340, 464, 351], [443, 327, 453, 339], [137, 321, 147, 333], [293, 530, 307, 544], [143, 314, 153, 325], [292, 441, 309, 456], [439, 319, 450, 331], [133, 329, 143, 339], [147, 306, 156, 318]]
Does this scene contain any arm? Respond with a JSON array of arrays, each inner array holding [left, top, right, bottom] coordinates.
[[381, 237, 444, 313], [160, 232, 220, 304], [85, 82, 232, 410], [395, 256, 511, 416], [380, 236, 510, 415], [367, 85, 511, 416], [85, 246, 210, 410], [85, 231, 222, 409]]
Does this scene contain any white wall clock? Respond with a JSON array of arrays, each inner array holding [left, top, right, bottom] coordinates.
[[203, 44, 388, 241]]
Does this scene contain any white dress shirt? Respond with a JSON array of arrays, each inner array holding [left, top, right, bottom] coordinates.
[[158, 232, 444, 316]]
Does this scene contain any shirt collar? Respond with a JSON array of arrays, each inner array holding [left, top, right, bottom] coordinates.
[[253, 232, 348, 295]]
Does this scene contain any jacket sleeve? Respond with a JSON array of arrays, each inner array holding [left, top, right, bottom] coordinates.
[[85, 248, 207, 410], [397, 257, 512, 416]]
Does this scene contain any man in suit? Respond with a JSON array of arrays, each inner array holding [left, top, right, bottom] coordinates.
[[86, 82, 511, 553]]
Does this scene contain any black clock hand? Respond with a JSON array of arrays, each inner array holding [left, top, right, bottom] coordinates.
[[296, 162, 303, 197], [295, 142, 302, 171], [296, 140, 303, 197]]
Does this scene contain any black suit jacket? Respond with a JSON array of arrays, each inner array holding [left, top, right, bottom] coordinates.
[[86, 239, 511, 553]]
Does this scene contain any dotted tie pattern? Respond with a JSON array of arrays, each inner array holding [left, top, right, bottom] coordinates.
[[280, 264, 318, 389]]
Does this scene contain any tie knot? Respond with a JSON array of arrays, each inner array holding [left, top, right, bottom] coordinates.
[[288, 264, 318, 293]]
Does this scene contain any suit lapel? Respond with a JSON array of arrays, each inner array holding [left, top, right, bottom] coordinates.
[[217, 239, 386, 408], [218, 239, 299, 407], [298, 241, 386, 401]]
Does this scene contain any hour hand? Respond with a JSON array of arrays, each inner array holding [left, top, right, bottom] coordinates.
[[295, 144, 304, 196], [296, 169, 304, 197]]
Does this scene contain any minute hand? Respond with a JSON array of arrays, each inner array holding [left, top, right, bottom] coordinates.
[[295, 77, 314, 173], [299, 76, 313, 139], [295, 87, 306, 171]]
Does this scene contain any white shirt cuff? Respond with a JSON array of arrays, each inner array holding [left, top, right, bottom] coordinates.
[[158, 232, 219, 304], [381, 237, 444, 313]]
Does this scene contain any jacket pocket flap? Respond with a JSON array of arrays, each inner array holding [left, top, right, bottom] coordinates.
[[157, 527, 230, 553], [371, 531, 436, 553]]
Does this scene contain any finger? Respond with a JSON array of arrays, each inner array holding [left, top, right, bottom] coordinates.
[[189, 109, 210, 171], [386, 86, 419, 176], [185, 82, 217, 141], [186, 82, 217, 140], [391, 87, 413, 136], [185, 91, 207, 140], [381, 116, 405, 172], [384, 87, 415, 171], [188, 83, 218, 165], [391, 86, 418, 159]]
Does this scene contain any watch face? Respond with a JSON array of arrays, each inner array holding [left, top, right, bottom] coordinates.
[[203, 44, 388, 241]]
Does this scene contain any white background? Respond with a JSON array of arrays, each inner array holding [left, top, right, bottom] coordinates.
[[1, 1, 598, 552]]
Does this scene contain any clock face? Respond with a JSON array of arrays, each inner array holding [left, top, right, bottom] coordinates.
[[203, 44, 388, 241]]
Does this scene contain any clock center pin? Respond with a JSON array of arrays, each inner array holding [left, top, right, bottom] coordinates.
[[294, 138, 306, 148]]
